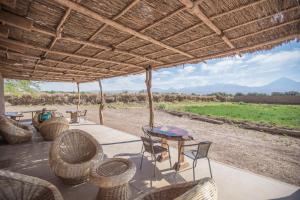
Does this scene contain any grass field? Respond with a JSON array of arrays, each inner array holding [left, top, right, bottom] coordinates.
[[158, 102, 300, 129]]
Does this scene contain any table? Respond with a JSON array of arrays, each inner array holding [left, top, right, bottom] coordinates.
[[4, 112, 24, 121], [90, 158, 136, 200], [22, 109, 57, 120], [66, 110, 80, 123], [147, 125, 193, 171]]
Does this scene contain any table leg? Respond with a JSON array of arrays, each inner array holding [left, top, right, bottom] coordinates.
[[174, 140, 189, 171], [157, 138, 169, 162]]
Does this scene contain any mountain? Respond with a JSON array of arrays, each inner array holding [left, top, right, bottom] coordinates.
[[152, 77, 300, 94]]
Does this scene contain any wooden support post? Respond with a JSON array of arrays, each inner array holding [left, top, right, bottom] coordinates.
[[145, 65, 154, 128], [76, 82, 80, 112], [98, 79, 104, 125], [0, 73, 4, 115]]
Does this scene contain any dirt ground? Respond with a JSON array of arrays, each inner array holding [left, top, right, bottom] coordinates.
[[6, 104, 300, 186]]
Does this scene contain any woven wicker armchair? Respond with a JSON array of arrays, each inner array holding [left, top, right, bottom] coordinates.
[[0, 170, 64, 200], [49, 129, 104, 185], [0, 115, 32, 144], [39, 117, 69, 141], [134, 178, 217, 200]]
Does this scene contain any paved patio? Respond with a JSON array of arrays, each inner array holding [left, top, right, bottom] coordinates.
[[0, 120, 299, 200]]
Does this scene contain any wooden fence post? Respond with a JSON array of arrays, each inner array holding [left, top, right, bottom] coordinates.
[[76, 82, 80, 112], [145, 65, 154, 128], [98, 79, 104, 125]]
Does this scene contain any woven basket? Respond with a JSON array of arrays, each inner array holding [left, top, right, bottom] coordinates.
[[49, 129, 104, 185], [0, 170, 64, 200], [134, 178, 217, 200], [0, 115, 32, 144], [39, 117, 69, 141]]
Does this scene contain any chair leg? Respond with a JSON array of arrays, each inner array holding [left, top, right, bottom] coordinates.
[[207, 157, 213, 178], [153, 155, 157, 177], [167, 146, 172, 168], [192, 160, 196, 181], [140, 151, 145, 170], [140, 145, 144, 153]]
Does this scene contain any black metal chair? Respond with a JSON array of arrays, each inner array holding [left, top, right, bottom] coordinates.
[[140, 136, 172, 177], [140, 125, 161, 153], [180, 141, 212, 181]]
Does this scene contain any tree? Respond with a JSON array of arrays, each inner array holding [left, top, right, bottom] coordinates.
[[4, 80, 40, 95]]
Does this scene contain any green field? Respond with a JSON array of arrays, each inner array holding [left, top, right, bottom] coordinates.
[[158, 102, 300, 129]]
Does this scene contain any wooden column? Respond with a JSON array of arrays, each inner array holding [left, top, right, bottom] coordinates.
[[76, 82, 80, 112], [98, 79, 104, 125], [145, 65, 154, 128], [0, 73, 4, 115]]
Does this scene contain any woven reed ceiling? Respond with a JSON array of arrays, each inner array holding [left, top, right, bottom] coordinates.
[[0, 0, 299, 82]]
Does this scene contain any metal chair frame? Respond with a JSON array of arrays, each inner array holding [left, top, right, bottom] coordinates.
[[140, 136, 172, 177], [180, 141, 212, 181]]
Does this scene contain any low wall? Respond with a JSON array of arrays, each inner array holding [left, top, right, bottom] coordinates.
[[233, 95, 300, 105], [5, 93, 217, 105]]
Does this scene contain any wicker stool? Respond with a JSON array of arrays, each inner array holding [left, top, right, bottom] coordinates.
[[90, 158, 136, 200]]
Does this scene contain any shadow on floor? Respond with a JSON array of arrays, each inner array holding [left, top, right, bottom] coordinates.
[[270, 189, 300, 200]]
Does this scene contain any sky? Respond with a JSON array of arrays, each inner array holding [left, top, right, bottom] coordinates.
[[39, 40, 300, 92]]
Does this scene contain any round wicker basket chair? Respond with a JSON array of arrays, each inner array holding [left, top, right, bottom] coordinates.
[[49, 129, 104, 185], [0, 170, 64, 200], [39, 117, 69, 141], [0, 115, 32, 144], [134, 178, 217, 200]]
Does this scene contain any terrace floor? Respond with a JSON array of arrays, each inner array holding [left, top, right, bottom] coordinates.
[[0, 120, 299, 200]]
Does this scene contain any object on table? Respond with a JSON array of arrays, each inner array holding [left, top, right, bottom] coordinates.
[[38, 117, 69, 141], [66, 110, 81, 123], [140, 136, 172, 177], [90, 158, 136, 200], [134, 178, 217, 200], [49, 129, 103, 185]]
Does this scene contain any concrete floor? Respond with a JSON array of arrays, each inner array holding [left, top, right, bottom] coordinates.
[[0, 120, 299, 200]]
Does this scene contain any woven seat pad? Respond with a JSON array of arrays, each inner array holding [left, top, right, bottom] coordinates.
[[90, 158, 136, 188]]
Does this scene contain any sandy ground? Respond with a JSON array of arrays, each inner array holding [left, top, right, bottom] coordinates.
[[6, 104, 300, 186]]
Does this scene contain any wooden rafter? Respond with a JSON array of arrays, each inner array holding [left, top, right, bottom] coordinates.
[[141, 5, 300, 60], [53, 0, 194, 58], [121, 0, 270, 61], [114, 6, 186, 48], [154, 34, 300, 69], [3, 50, 128, 75], [0, 24, 9, 38], [0, 37, 144, 70], [0, 0, 16, 8], [180, 0, 236, 51], [0, 10, 163, 65]]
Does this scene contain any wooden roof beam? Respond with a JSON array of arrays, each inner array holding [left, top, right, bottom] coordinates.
[[53, 0, 194, 58], [0, 10, 162, 64], [154, 34, 300, 69], [115, 6, 186, 48], [4, 50, 127, 74], [0, 0, 16, 8], [0, 24, 9, 38], [180, 0, 235, 49], [0, 37, 144, 70]]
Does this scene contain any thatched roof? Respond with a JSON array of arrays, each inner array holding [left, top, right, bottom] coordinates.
[[0, 0, 299, 82]]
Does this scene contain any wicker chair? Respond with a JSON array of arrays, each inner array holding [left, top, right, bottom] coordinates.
[[0, 170, 64, 200], [39, 117, 69, 141], [49, 129, 104, 185], [134, 178, 217, 200], [0, 115, 32, 144]]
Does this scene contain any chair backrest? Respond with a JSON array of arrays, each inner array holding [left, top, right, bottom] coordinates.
[[140, 136, 155, 154], [195, 141, 212, 159], [79, 110, 87, 117], [142, 125, 152, 138]]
